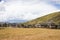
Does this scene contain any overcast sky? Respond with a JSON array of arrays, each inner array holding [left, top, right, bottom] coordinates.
[[0, 0, 60, 22]]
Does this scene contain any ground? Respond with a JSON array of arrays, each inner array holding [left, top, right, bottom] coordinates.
[[0, 28, 60, 40]]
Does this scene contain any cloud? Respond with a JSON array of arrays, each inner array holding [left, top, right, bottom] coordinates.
[[51, 0, 60, 4], [0, 0, 60, 22], [42, 0, 60, 9]]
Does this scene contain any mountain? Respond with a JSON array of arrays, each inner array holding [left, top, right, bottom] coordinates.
[[6, 19, 27, 23], [23, 12, 60, 25]]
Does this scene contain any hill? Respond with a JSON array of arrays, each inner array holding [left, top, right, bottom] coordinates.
[[23, 12, 60, 25]]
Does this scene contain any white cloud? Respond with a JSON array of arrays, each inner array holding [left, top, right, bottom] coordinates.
[[0, 0, 60, 21]]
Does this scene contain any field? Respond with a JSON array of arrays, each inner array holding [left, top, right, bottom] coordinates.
[[0, 28, 60, 40]]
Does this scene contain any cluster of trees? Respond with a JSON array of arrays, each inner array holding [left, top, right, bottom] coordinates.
[[35, 22, 60, 29], [0, 21, 60, 29]]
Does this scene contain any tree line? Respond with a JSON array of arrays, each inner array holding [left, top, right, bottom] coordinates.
[[0, 21, 60, 29]]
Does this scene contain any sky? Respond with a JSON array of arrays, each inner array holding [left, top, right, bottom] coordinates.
[[0, 0, 60, 22]]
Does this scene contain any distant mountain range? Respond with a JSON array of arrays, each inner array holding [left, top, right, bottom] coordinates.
[[23, 12, 60, 25], [6, 19, 27, 23]]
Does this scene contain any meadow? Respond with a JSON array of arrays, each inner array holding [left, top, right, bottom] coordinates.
[[0, 28, 60, 40]]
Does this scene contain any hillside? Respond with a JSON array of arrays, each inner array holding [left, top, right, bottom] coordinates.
[[23, 12, 60, 25]]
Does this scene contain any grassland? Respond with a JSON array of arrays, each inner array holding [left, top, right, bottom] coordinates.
[[0, 28, 60, 40], [23, 12, 60, 25]]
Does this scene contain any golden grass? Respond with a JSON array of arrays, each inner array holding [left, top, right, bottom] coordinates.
[[0, 28, 60, 40]]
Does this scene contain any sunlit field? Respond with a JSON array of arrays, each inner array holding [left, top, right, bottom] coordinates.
[[0, 28, 60, 40]]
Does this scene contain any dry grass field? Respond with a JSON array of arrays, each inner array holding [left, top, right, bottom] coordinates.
[[0, 28, 60, 40]]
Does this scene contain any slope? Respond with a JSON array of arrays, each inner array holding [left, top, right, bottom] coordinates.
[[24, 12, 60, 25]]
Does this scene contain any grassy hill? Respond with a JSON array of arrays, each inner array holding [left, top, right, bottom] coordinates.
[[23, 12, 60, 25]]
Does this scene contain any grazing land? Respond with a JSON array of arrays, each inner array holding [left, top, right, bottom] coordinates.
[[0, 28, 60, 40], [24, 12, 60, 25]]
